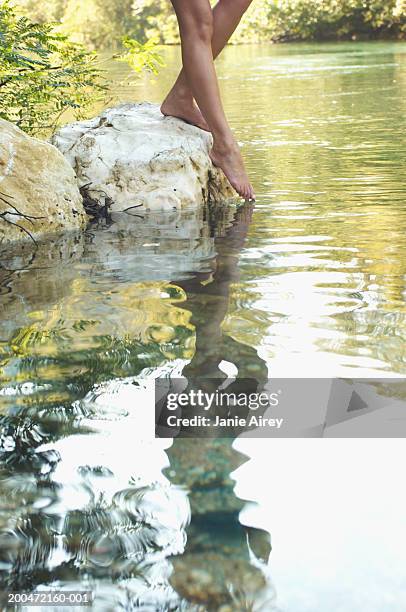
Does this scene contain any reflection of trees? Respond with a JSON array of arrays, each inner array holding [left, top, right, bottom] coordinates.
[[0, 209, 198, 606], [0, 202, 274, 609], [218, 46, 406, 372]]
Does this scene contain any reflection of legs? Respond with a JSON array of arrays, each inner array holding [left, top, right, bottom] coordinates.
[[167, 204, 272, 606], [168, 441, 273, 608], [162, 0, 253, 131], [167, 0, 254, 201], [179, 203, 266, 381]]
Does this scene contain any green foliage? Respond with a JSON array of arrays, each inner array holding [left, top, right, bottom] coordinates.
[[237, 0, 406, 43], [10, 0, 406, 50], [116, 37, 165, 75], [60, 0, 137, 50], [0, 1, 162, 135], [14, 0, 138, 50], [132, 0, 180, 45], [0, 0, 106, 134]]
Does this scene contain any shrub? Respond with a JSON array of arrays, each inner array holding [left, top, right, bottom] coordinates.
[[0, 0, 106, 134]]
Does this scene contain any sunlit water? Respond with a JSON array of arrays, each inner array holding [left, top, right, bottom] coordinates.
[[1, 43, 406, 610]]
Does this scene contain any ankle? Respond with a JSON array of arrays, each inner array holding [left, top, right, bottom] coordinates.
[[165, 85, 193, 104], [212, 133, 236, 152]]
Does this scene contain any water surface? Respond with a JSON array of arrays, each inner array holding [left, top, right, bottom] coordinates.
[[1, 42, 406, 610]]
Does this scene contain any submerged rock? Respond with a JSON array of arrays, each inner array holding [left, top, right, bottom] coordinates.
[[52, 102, 235, 212], [0, 119, 86, 244]]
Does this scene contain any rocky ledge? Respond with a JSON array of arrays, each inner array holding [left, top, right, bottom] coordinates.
[[52, 102, 234, 213], [0, 119, 86, 245]]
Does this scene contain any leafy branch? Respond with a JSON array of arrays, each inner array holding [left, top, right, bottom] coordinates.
[[0, 1, 107, 135], [0, 2, 165, 135], [115, 36, 165, 75]]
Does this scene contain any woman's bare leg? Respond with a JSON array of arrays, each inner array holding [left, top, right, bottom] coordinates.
[[162, 0, 253, 131], [169, 0, 254, 201]]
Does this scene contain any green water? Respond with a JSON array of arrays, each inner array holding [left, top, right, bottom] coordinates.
[[1, 42, 406, 610], [104, 41, 406, 375]]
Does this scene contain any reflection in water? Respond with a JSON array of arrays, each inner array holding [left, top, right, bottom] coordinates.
[[0, 378, 188, 609], [129, 42, 406, 376], [178, 204, 268, 382], [0, 203, 274, 609], [166, 204, 274, 608]]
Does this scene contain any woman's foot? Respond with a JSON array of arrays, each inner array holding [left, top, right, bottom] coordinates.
[[161, 94, 210, 132], [210, 138, 255, 201]]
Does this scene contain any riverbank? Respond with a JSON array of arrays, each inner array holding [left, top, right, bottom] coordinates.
[[0, 104, 234, 245], [15, 1, 405, 50]]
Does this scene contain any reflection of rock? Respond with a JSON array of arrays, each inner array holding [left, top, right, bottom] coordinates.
[[0, 205, 240, 370], [0, 232, 85, 335], [52, 103, 234, 212], [0, 119, 86, 244], [1, 202, 237, 328], [88, 208, 218, 283], [172, 553, 276, 611], [0, 206, 220, 333], [0, 205, 238, 404]]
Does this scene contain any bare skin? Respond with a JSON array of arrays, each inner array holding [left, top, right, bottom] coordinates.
[[162, 0, 253, 132], [166, 0, 255, 201]]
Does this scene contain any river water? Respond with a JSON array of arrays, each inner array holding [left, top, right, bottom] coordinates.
[[1, 43, 406, 610]]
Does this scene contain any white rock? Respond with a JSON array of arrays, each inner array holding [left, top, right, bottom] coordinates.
[[0, 119, 86, 244], [51, 102, 234, 212]]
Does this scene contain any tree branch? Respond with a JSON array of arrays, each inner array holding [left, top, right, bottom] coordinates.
[[0, 192, 44, 245], [0, 64, 65, 88]]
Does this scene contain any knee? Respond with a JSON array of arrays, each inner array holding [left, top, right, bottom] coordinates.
[[181, 8, 214, 43]]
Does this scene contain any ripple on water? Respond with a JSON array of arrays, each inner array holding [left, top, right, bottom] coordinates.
[[1, 41, 406, 609]]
